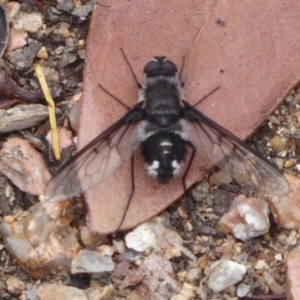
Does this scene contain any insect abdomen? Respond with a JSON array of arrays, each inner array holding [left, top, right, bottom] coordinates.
[[141, 131, 187, 183]]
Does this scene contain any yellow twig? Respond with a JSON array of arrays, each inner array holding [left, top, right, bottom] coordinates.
[[34, 64, 61, 160]]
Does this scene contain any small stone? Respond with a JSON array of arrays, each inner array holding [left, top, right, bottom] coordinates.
[[171, 296, 186, 300], [71, 250, 115, 274], [12, 11, 43, 33], [85, 284, 117, 300], [112, 239, 126, 254], [237, 283, 251, 297], [171, 282, 196, 300], [255, 260, 270, 271], [178, 206, 188, 219], [0, 138, 51, 195], [36, 284, 87, 300], [7, 28, 27, 51], [126, 216, 196, 261], [78, 49, 85, 59], [207, 260, 247, 293], [125, 223, 157, 252], [6, 276, 25, 293], [278, 149, 288, 157], [113, 261, 130, 278], [37, 46, 48, 59], [96, 245, 115, 257], [54, 45, 64, 55], [187, 267, 202, 283], [268, 115, 280, 125], [275, 158, 284, 169], [53, 22, 71, 37], [277, 232, 297, 246], [269, 135, 287, 151], [1, 201, 79, 277], [120, 251, 143, 262], [80, 226, 105, 247], [219, 195, 270, 241], [263, 271, 284, 294], [285, 160, 294, 168]]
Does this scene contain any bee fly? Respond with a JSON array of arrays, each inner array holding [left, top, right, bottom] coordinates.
[[45, 51, 289, 227]]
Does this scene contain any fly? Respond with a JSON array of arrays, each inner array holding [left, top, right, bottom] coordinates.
[[44, 51, 290, 229]]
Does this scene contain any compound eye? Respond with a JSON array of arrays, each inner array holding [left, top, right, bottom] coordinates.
[[143, 60, 160, 74], [161, 60, 177, 73], [144, 57, 178, 77]]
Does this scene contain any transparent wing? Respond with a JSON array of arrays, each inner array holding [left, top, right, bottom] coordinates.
[[183, 101, 289, 196], [44, 104, 144, 202]]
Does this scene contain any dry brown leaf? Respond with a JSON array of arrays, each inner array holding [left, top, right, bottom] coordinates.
[[79, 0, 300, 234]]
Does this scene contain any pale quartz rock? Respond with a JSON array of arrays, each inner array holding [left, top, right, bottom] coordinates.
[[36, 284, 87, 300], [0, 138, 52, 195], [12, 11, 43, 33], [71, 250, 115, 274], [219, 195, 270, 241], [6, 276, 25, 293], [125, 215, 196, 261], [207, 259, 247, 293], [7, 28, 27, 51], [237, 283, 251, 298], [0, 201, 80, 277], [125, 223, 158, 252], [263, 271, 284, 294]]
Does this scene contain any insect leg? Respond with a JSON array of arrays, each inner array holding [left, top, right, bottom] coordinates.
[[192, 86, 220, 108], [115, 154, 136, 232], [98, 84, 130, 110], [182, 144, 196, 194], [98, 48, 142, 110], [181, 144, 207, 232]]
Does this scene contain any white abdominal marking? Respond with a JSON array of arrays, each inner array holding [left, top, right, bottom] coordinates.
[[147, 160, 160, 176], [172, 160, 182, 175], [160, 141, 172, 146]]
